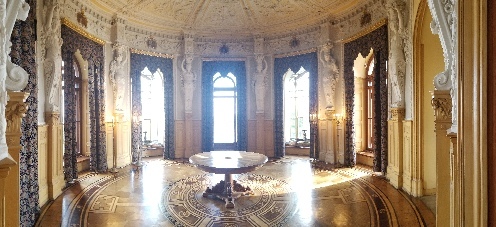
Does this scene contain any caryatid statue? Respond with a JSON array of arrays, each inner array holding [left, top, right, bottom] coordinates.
[[253, 54, 267, 113], [181, 55, 196, 113], [387, 0, 407, 108], [42, 0, 63, 112], [320, 43, 339, 110], [109, 44, 128, 112]]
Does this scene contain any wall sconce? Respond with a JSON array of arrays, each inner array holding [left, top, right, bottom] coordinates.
[[132, 115, 142, 123], [333, 113, 344, 125]]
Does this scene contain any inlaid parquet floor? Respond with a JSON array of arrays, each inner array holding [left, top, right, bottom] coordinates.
[[36, 156, 435, 226]]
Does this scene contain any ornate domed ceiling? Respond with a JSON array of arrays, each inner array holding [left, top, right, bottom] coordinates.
[[90, 0, 364, 38]]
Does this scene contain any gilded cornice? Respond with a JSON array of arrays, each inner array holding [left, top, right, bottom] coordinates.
[[274, 48, 317, 58], [340, 18, 388, 44], [130, 48, 174, 59], [61, 18, 106, 45]]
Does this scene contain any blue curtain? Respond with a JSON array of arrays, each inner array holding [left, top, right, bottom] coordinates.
[[343, 25, 388, 172], [130, 53, 174, 160], [201, 61, 247, 151], [61, 25, 107, 178], [274, 52, 318, 158]]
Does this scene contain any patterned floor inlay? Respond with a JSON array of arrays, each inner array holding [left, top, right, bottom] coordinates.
[[36, 156, 435, 227], [160, 174, 297, 227]]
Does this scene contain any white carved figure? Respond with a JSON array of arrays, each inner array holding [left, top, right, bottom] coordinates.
[[387, 0, 407, 108], [0, 0, 30, 152], [253, 54, 267, 113], [43, 0, 63, 112], [181, 55, 196, 113], [320, 43, 339, 109], [109, 44, 128, 112]]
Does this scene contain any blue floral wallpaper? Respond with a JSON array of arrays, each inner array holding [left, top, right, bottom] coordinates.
[[344, 25, 388, 172], [10, 0, 39, 225]]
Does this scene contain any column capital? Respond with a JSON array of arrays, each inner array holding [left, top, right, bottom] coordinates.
[[431, 90, 452, 128], [5, 92, 29, 137], [44, 112, 61, 125]]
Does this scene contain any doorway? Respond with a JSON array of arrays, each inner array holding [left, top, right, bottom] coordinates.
[[202, 61, 247, 152]]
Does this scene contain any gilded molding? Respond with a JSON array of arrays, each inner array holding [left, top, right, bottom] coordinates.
[[60, 18, 105, 45], [390, 108, 405, 120], [274, 48, 317, 58], [325, 109, 335, 120], [5, 92, 29, 134], [431, 97, 452, 121], [129, 48, 174, 59], [341, 18, 388, 44]]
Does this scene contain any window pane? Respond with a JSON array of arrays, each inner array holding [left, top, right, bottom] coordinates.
[[214, 97, 235, 143]]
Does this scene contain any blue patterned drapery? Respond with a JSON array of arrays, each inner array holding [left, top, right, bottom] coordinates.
[[201, 61, 247, 152], [343, 25, 388, 173], [274, 52, 318, 158], [10, 0, 39, 225], [130, 53, 174, 160], [61, 25, 107, 180]]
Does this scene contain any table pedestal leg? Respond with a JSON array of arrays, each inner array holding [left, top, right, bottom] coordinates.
[[202, 174, 253, 208], [224, 174, 234, 208]]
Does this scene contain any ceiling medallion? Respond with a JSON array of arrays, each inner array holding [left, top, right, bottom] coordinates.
[[219, 44, 229, 54], [289, 36, 300, 48], [147, 36, 157, 49], [76, 8, 88, 28]]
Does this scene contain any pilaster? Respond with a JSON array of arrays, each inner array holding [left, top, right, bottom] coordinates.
[[387, 107, 405, 188], [256, 113, 265, 154], [431, 90, 452, 226], [185, 112, 194, 158], [44, 112, 65, 200], [4, 92, 28, 227], [448, 132, 460, 227]]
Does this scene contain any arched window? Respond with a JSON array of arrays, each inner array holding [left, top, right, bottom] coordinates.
[[140, 67, 164, 145], [213, 72, 237, 149], [284, 67, 310, 145]]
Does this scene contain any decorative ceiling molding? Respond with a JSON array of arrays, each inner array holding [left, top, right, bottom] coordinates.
[[88, 0, 368, 39], [340, 18, 387, 44]]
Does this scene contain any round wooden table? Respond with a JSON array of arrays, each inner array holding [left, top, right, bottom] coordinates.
[[189, 151, 268, 208]]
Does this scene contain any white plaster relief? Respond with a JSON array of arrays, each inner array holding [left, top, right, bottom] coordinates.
[[427, 0, 458, 132], [125, 29, 182, 55], [109, 43, 128, 112], [387, 0, 407, 108], [334, 0, 387, 40], [195, 41, 253, 57], [181, 54, 196, 113], [319, 43, 339, 109], [253, 54, 268, 113], [42, 0, 63, 113], [265, 30, 319, 55], [62, 0, 112, 42], [0, 0, 30, 157]]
